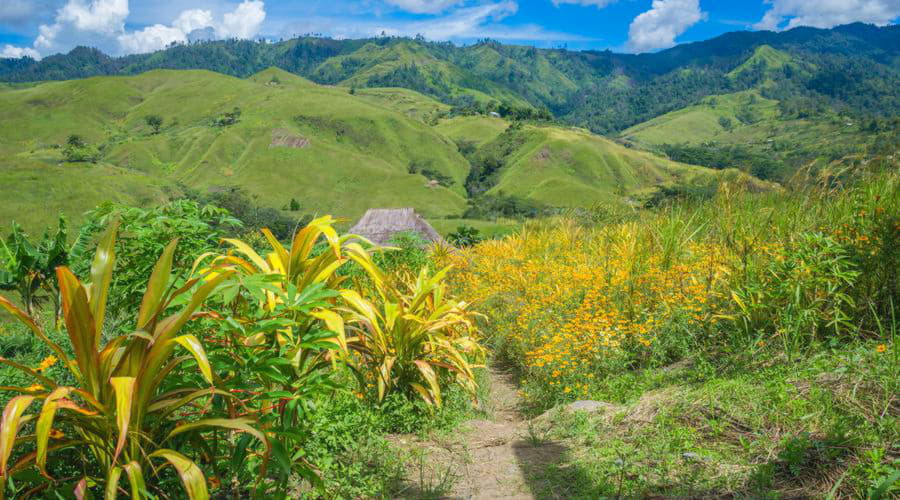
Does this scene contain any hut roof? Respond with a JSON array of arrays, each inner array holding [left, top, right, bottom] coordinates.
[[349, 208, 444, 246]]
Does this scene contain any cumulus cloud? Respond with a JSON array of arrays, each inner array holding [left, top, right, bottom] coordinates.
[[0, 0, 267, 60], [1, 44, 41, 59], [627, 0, 706, 53], [755, 0, 900, 31], [384, 0, 466, 14], [551, 0, 617, 8], [219, 0, 266, 38]]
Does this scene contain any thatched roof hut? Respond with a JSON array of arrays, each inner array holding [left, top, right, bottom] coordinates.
[[349, 208, 444, 246]]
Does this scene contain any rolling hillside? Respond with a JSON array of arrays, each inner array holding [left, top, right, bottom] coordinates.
[[0, 68, 471, 230], [0, 66, 768, 233], [3, 23, 897, 137], [472, 123, 768, 208]]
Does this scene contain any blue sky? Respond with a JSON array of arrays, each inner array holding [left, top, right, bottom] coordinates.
[[2, 0, 899, 59]]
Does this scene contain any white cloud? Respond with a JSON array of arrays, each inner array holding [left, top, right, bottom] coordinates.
[[118, 23, 186, 54], [755, 0, 900, 31], [173, 9, 215, 34], [218, 0, 266, 38], [626, 0, 706, 53], [1, 44, 41, 59], [384, 0, 466, 14], [275, 1, 587, 43], [551, 0, 617, 8], [0, 0, 268, 59]]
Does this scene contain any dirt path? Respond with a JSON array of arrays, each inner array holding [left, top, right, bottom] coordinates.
[[396, 367, 567, 499]]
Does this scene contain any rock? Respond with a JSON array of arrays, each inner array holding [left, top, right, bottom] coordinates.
[[566, 400, 620, 414]]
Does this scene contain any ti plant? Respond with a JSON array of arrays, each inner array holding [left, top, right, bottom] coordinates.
[[340, 266, 485, 407], [0, 222, 265, 499]]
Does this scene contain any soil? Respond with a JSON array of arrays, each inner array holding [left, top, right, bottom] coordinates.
[[394, 367, 567, 499]]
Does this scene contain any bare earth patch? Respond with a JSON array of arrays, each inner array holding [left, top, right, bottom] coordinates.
[[392, 368, 568, 499], [270, 128, 310, 149]]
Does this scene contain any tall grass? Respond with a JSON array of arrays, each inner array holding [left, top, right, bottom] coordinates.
[[446, 168, 898, 407]]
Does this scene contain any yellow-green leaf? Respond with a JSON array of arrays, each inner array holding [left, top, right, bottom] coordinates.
[[106, 466, 122, 500], [149, 449, 209, 500], [0, 395, 34, 476], [137, 238, 178, 329], [172, 335, 213, 384], [123, 461, 147, 500], [111, 376, 135, 464], [36, 387, 73, 477], [89, 220, 119, 338]]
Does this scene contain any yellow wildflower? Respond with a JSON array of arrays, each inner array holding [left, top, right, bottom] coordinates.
[[36, 355, 58, 372]]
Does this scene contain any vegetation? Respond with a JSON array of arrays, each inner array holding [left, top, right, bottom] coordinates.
[[0, 23, 898, 498], [441, 166, 897, 496], [0, 209, 487, 497]]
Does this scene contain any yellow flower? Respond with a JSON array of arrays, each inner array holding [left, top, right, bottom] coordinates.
[[48, 429, 64, 440], [36, 355, 58, 372], [876, 344, 887, 353], [563, 386, 571, 393], [757, 341, 765, 347], [26, 384, 44, 392]]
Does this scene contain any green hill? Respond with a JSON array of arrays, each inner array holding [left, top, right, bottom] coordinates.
[[0, 68, 470, 231], [621, 90, 780, 146], [434, 115, 509, 147], [473, 123, 771, 208], [727, 45, 793, 79]]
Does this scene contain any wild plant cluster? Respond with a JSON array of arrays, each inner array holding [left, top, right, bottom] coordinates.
[[446, 170, 897, 409], [0, 213, 484, 498]]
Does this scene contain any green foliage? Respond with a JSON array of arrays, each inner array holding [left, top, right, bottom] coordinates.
[[73, 200, 241, 313], [447, 225, 483, 247], [731, 233, 859, 356], [464, 193, 547, 220], [62, 134, 100, 163], [216, 106, 242, 126], [0, 215, 83, 315], [0, 223, 260, 498], [408, 159, 454, 186], [144, 114, 163, 134], [182, 186, 308, 241], [661, 143, 784, 180]]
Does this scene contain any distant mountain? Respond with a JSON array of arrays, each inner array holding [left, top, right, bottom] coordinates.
[[2, 23, 898, 135]]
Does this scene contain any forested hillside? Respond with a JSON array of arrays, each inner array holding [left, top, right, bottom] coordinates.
[[2, 23, 898, 135]]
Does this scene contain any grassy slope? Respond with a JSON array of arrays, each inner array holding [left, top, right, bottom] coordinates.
[[726, 44, 793, 78], [620, 90, 780, 146], [487, 124, 763, 207], [354, 87, 450, 123], [433, 115, 509, 147], [310, 41, 531, 107], [0, 68, 470, 231]]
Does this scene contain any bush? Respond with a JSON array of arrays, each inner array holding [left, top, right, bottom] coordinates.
[[62, 134, 100, 163], [72, 200, 241, 314]]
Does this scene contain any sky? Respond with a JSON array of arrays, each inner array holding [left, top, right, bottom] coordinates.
[[1, 0, 899, 60]]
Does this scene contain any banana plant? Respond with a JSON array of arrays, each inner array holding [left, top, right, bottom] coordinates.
[[340, 266, 486, 407], [0, 215, 85, 316], [0, 222, 266, 499]]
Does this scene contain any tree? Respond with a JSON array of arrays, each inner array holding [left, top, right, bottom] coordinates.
[[144, 114, 163, 134], [289, 198, 301, 211], [718, 116, 733, 131], [62, 135, 100, 162]]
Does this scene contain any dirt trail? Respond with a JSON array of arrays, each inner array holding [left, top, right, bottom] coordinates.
[[397, 368, 566, 499]]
